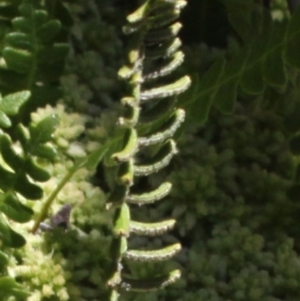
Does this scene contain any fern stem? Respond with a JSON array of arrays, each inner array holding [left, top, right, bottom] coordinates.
[[30, 164, 78, 233]]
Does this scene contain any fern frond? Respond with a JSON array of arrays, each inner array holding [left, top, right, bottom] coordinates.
[[107, 0, 189, 298], [0, 0, 71, 118], [0, 114, 58, 247], [182, 6, 300, 123]]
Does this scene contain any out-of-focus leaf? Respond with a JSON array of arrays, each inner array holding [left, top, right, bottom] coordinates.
[[0, 90, 30, 115], [0, 193, 33, 223], [0, 214, 26, 248], [0, 276, 30, 299], [30, 114, 59, 144], [14, 174, 43, 200]]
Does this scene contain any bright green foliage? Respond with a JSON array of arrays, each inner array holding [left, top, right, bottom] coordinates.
[[0, 276, 30, 300], [0, 89, 38, 251], [0, 0, 70, 119], [3, 1, 68, 80], [82, 144, 109, 171], [181, 5, 300, 123], [0, 90, 30, 127], [0, 114, 58, 248]]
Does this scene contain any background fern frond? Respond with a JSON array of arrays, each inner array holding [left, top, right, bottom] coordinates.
[[0, 0, 71, 121], [181, 6, 300, 124]]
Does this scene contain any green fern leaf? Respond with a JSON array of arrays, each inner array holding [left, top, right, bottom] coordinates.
[[3, 3, 68, 76], [29, 143, 57, 159], [0, 213, 26, 248], [0, 115, 58, 232], [0, 90, 30, 115], [36, 19, 61, 42], [14, 173, 43, 199], [29, 114, 59, 144], [24, 157, 50, 182], [0, 134, 23, 170], [44, 0, 73, 27], [187, 58, 226, 124], [0, 276, 30, 299], [3, 47, 33, 73], [0, 165, 15, 191], [0, 111, 12, 128], [81, 144, 109, 171], [0, 250, 8, 267], [0, 90, 30, 128], [0, 0, 70, 116], [4, 32, 32, 50], [0, 193, 33, 223], [181, 7, 300, 123]]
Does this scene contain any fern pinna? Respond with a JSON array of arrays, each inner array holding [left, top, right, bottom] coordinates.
[[106, 0, 190, 299]]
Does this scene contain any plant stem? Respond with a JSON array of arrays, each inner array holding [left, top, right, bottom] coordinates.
[[30, 164, 78, 233]]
